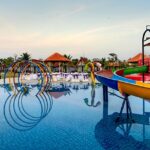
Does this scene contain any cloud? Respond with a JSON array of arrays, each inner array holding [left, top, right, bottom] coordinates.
[[58, 5, 87, 18]]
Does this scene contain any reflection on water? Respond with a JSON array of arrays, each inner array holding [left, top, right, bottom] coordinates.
[[4, 89, 53, 131], [3, 82, 92, 131], [1, 82, 150, 149], [95, 97, 150, 150], [95, 113, 150, 149], [84, 84, 101, 107], [47, 83, 71, 99]]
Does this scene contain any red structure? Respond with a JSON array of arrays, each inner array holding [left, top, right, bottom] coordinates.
[[138, 58, 150, 66], [128, 53, 149, 63], [125, 56, 150, 81], [45, 52, 70, 62], [44, 52, 71, 72], [125, 53, 150, 81]]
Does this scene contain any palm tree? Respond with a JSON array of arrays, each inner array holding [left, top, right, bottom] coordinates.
[[109, 53, 118, 61], [3, 57, 14, 67], [19, 52, 31, 61], [64, 54, 72, 60], [72, 58, 79, 65], [100, 58, 107, 67]]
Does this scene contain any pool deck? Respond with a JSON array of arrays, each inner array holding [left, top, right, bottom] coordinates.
[[0, 77, 95, 85]]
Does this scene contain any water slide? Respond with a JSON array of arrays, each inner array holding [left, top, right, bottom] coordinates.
[[95, 65, 150, 99]]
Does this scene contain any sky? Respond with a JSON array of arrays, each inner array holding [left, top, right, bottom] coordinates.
[[0, 0, 150, 60]]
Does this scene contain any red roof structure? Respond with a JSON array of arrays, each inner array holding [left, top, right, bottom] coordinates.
[[32, 59, 43, 63], [45, 52, 71, 62], [138, 57, 150, 66], [128, 53, 149, 63], [77, 57, 88, 66]]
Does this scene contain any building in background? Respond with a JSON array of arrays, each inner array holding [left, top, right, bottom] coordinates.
[[44, 52, 71, 72]]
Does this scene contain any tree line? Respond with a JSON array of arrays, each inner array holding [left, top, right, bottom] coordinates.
[[0, 52, 129, 69]]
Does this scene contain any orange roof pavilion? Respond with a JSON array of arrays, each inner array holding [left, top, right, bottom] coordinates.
[[128, 53, 149, 63], [44, 52, 71, 72], [45, 52, 71, 62]]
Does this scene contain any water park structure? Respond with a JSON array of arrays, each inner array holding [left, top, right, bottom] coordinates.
[[95, 26, 150, 120], [3, 60, 51, 95]]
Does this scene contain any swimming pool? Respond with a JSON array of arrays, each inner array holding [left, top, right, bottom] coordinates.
[[0, 83, 150, 150]]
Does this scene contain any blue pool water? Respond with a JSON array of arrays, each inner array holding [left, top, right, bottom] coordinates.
[[0, 83, 150, 150]]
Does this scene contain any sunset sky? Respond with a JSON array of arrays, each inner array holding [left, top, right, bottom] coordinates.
[[0, 0, 150, 60]]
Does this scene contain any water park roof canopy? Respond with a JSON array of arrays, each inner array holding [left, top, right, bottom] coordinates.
[[138, 57, 150, 66], [77, 57, 89, 66], [128, 53, 149, 63], [44, 52, 71, 62]]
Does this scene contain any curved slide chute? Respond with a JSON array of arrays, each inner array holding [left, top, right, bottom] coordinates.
[[95, 65, 150, 99]]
